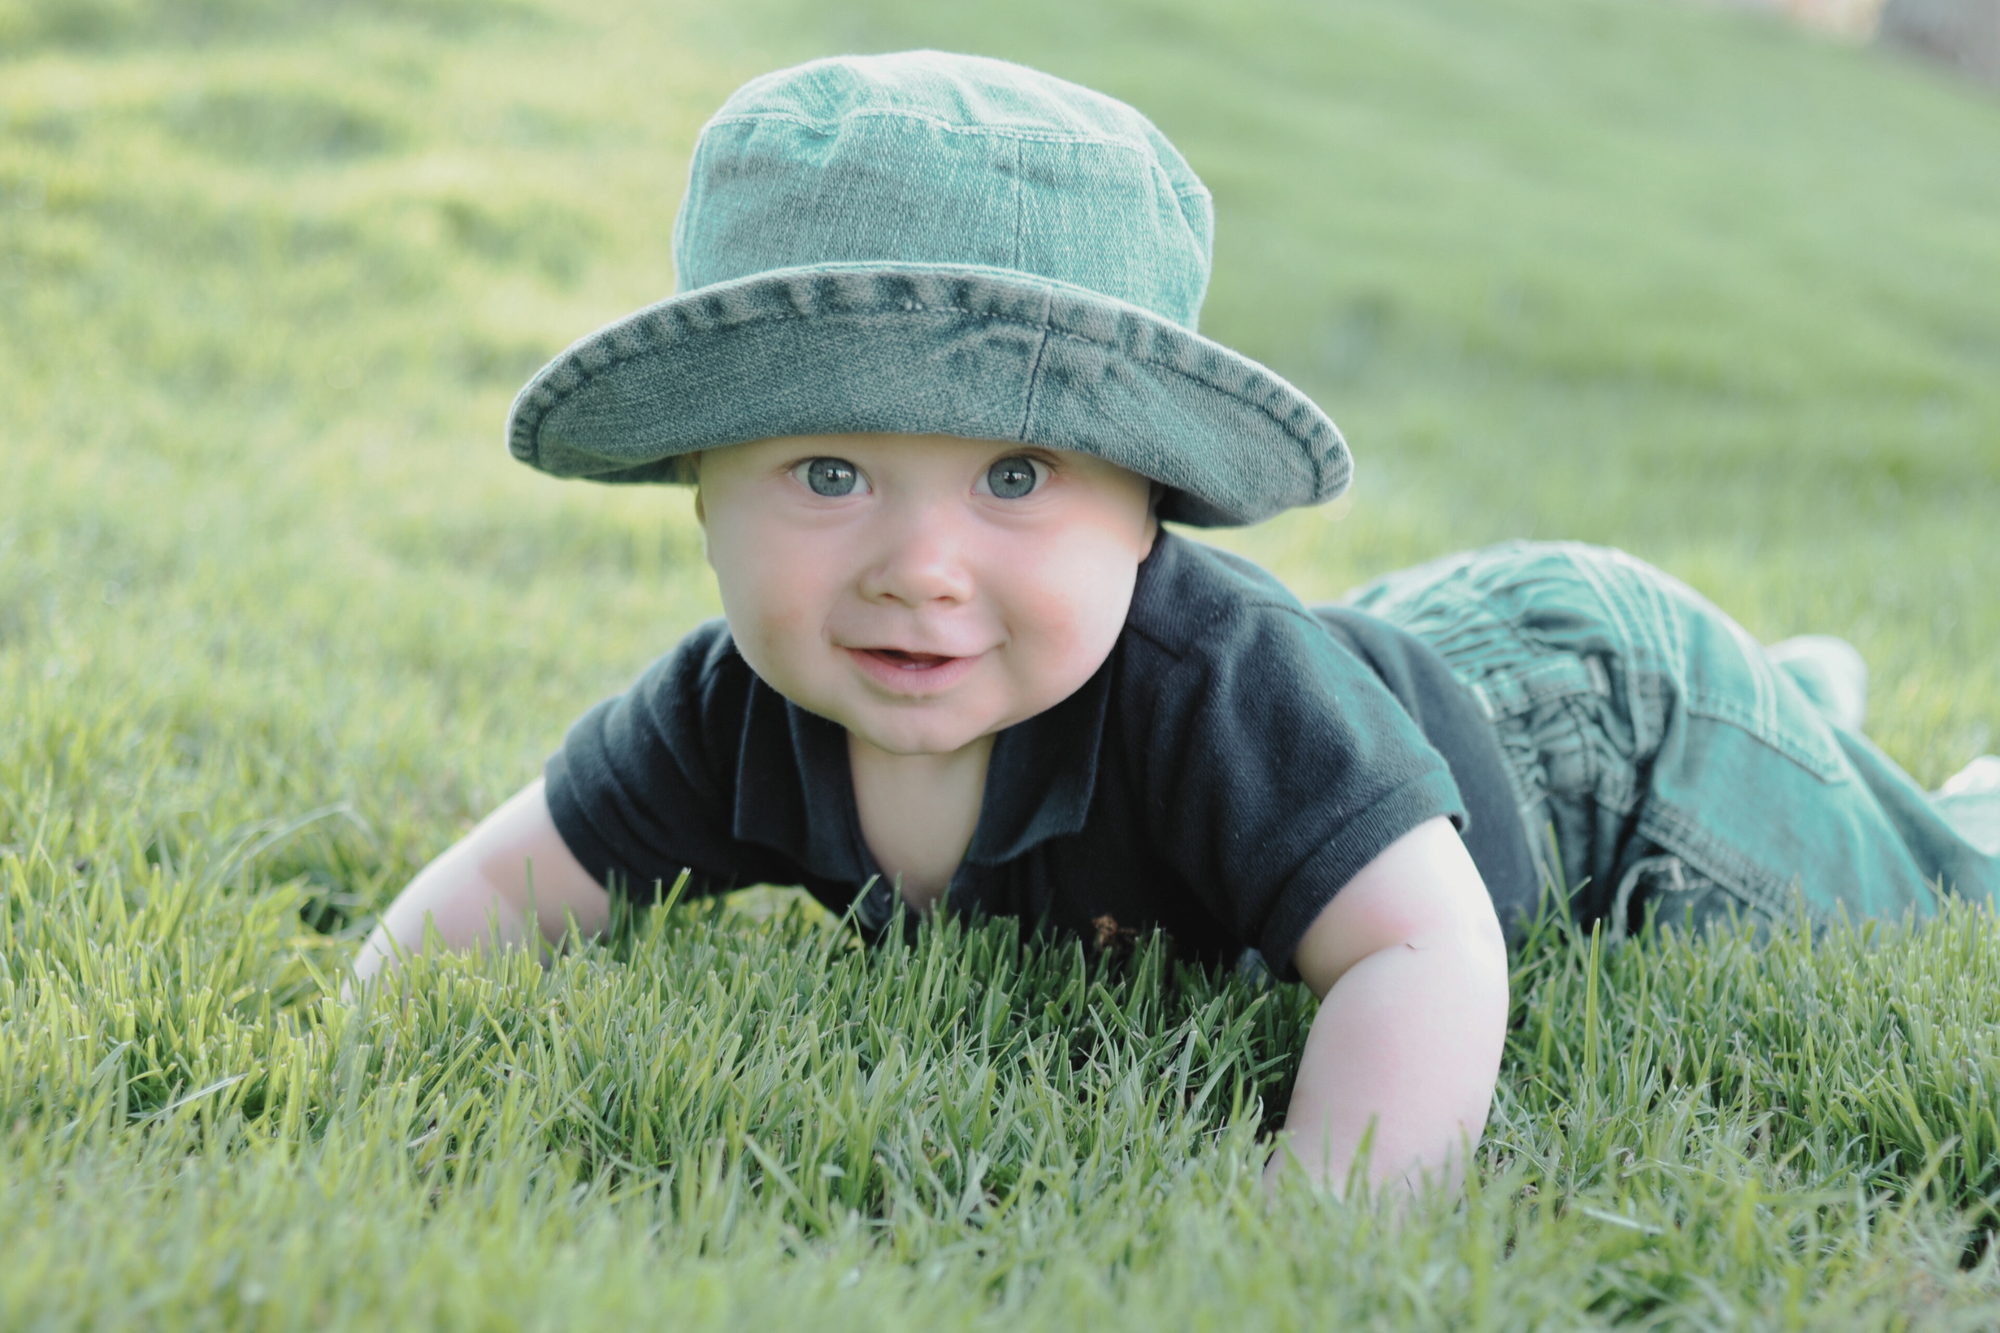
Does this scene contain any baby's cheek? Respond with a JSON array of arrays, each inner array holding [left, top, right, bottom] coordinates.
[[1009, 586, 1127, 702], [1059, 546, 1140, 636], [744, 600, 824, 680]]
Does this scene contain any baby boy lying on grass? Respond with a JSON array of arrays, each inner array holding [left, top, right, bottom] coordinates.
[[352, 52, 2000, 1196]]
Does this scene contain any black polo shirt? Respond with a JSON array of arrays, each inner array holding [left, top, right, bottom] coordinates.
[[545, 532, 1536, 978]]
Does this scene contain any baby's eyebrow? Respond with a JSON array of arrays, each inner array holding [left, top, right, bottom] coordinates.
[[988, 445, 1063, 465]]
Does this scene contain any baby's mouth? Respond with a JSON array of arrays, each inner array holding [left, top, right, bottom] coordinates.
[[843, 644, 985, 691], [862, 648, 957, 670]]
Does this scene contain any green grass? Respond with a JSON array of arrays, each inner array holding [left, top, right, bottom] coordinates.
[[4, 0, 2000, 1324]]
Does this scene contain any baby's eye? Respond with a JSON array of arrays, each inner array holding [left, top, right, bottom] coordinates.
[[795, 457, 869, 497], [978, 455, 1044, 500]]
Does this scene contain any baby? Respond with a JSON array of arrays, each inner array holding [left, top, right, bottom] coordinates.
[[352, 52, 2000, 1195]]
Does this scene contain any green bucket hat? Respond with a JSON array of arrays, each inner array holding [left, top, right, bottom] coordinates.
[[506, 51, 1349, 527]]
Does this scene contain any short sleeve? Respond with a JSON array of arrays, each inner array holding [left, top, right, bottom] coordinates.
[[543, 622, 790, 902], [1128, 602, 1467, 976]]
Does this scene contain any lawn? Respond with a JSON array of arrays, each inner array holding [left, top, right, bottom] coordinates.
[[4, 0, 2000, 1324]]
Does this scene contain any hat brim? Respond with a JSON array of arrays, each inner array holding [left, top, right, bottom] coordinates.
[[506, 262, 1348, 527]]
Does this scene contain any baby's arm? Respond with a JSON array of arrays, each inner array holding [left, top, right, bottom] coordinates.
[[1270, 815, 1509, 1196], [349, 778, 610, 987]]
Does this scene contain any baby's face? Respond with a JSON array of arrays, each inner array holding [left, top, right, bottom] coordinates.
[[698, 433, 1158, 756]]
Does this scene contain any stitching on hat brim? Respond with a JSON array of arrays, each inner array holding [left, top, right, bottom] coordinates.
[[510, 266, 1345, 517], [523, 282, 1328, 457], [512, 295, 1342, 515], [526, 304, 1331, 503]]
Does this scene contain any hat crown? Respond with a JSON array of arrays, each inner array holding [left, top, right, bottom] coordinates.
[[673, 51, 1215, 330]]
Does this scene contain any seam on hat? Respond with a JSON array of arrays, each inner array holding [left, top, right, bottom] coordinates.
[[1010, 137, 1025, 272], [1016, 288, 1055, 443], [703, 108, 1160, 156]]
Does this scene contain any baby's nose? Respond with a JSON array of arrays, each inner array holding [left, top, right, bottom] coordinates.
[[859, 509, 976, 606]]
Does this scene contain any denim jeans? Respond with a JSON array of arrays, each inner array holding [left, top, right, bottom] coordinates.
[[1345, 542, 2000, 937]]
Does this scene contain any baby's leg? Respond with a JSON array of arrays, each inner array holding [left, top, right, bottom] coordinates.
[[1348, 542, 2000, 937]]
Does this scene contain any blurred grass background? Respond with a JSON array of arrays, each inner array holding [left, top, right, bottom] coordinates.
[[4, 0, 2000, 1325]]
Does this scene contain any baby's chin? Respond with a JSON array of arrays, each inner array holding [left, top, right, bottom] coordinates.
[[839, 711, 1005, 759]]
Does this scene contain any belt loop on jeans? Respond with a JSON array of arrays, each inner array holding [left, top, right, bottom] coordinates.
[[1609, 854, 1687, 945], [1585, 655, 1612, 697]]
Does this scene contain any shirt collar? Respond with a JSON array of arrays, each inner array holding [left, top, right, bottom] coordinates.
[[964, 656, 1111, 865], [730, 687, 871, 882]]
